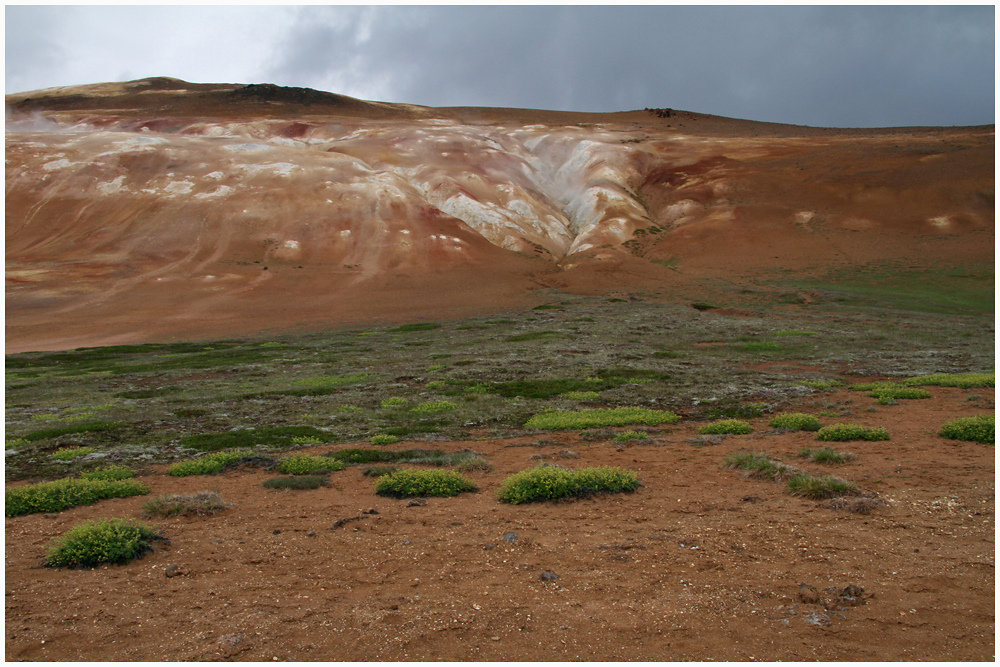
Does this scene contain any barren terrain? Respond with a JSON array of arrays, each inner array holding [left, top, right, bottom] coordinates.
[[4, 79, 995, 662]]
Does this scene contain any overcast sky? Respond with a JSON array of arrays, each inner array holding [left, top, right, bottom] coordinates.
[[5, 4, 995, 128]]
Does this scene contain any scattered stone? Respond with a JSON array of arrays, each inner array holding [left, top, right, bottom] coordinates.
[[741, 496, 761, 504], [5, 450, 18, 456], [332, 516, 364, 529], [407, 498, 426, 507], [557, 449, 580, 459], [827, 496, 884, 514], [686, 434, 726, 446], [484, 544, 496, 550], [798, 583, 821, 605], [501, 532, 518, 543], [804, 610, 832, 627], [272, 529, 281, 535], [840, 584, 867, 606], [164, 564, 188, 578], [306, 530, 316, 538], [539, 571, 559, 581], [43, 513, 60, 519], [363, 508, 379, 515], [217, 634, 242, 647], [529, 454, 550, 460]]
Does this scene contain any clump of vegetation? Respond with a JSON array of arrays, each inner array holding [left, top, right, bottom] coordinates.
[[22, 420, 123, 442], [79, 465, 136, 481], [52, 446, 98, 460], [390, 322, 441, 333], [816, 424, 890, 442], [361, 465, 401, 477], [699, 419, 753, 435], [411, 400, 458, 414], [869, 386, 932, 401], [143, 490, 231, 517], [278, 455, 346, 475], [902, 373, 993, 389], [613, 430, 650, 442], [425, 380, 447, 390], [168, 449, 261, 476], [826, 496, 884, 514], [560, 390, 600, 401], [178, 426, 328, 452], [703, 402, 766, 420], [45, 518, 163, 568], [381, 397, 407, 409], [525, 407, 680, 430], [263, 476, 329, 490], [939, 415, 994, 444], [455, 456, 494, 473], [6, 477, 150, 516], [374, 469, 477, 498], [291, 435, 324, 446], [723, 452, 797, 480], [787, 473, 860, 499], [798, 447, 855, 464], [370, 434, 400, 445], [496, 465, 640, 504], [800, 380, 842, 390], [770, 413, 823, 431]]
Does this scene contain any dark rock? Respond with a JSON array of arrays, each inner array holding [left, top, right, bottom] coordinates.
[[804, 610, 832, 627], [798, 583, 820, 604], [164, 564, 188, 578], [484, 544, 496, 550], [501, 532, 518, 543], [407, 498, 426, 507], [539, 571, 559, 581]]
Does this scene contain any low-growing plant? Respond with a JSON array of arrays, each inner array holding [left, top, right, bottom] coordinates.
[[278, 455, 346, 475], [455, 456, 494, 473], [722, 452, 796, 480], [798, 447, 855, 464], [939, 415, 994, 444], [371, 434, 400, 445], [497, 465, 640, 504], [740, 342, 781, 352], [411, 400, 458, 414], [816, 424, 890, 442], [525, 407, 680, 430], [45, 518, 163, 568], [390, 322, 441, 333], [263, 476, 329, 490], [787, 473, 860, 499], [178, 426, 327, 452], [291, 435, 324, 446], [613, 430, 649, 442], [374, 469, 477, 498], [866, 386, 932, 401], [52, 446, 97, 460], [699, 419, 753, 435], [561, 391, 601, 401], [292, 373, 376, 388], [769, 413, 823, 431], [22, 420, 123, 442], [142, 490, 231, 517], [427, 364, 448, 372], [79, 465, 136, 481], [800, 380, 842, 390], [6, 477, 150, 516], [361, 465, 401, 477], [902, 373, 994, 389], [168, 449, 259, 476], [703, 402, 766, 420], [380, 397, 407, 409], [425, 381, 447, 391]]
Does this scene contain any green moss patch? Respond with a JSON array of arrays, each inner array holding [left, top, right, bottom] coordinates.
[[278, 455, 346, 475], [903, 373, 994, 389], [23, 420, 123, 442], [79, 465, 136, 481], [769, 413, 823, 431], [939, 415, 994, 444], [526, 407, 680, 430], [6, 477, 150, 516], [178, 426, 328, 452], [699, 419, 753, 435], [45, 519, 163, 568], [497, 465, 640, 504], [168, 449, 264, 476], [374, 469, 477, 498], [816, 424, 889, 442]]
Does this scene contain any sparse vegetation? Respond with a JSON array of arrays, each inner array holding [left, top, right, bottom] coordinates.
[[799, 447, 855, 464], [613, 430, 650, 442], [278, 455, 346, 475], [79, 465, 136, 481], [263, 476, 329, 490], [6, 477, 150, 516], [168, 449, 261, 476], [723, 451, 797, 480], [371, 434, 400, 445], [361, 465, 401, 477], [143, 490, 231, 517], [497, 465, 640, 504], [45, 518, 162, 568], [179, 426, 328, 452], [526, 407, 680, 430], [560, 390, 600, 401], [787, 473, 860, 499], [699, 419, 752, 435], [770, 413, 823, 431], [23, 420, 123, 442], [939, 415, 994, 444], [903, 372, 994, 389], [52, 446, 97, 460], [411, 400, 458, 414], [374, 469, 477, 498], [816, 424, 890, 442], [380, 398, 407, 408]]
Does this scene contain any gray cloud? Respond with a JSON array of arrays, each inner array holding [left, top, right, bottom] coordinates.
[[6, 5, 994, 128]]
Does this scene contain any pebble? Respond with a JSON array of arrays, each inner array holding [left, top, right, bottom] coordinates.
[[407, 498, 426, 507], [501, 532, 518, 543], [539, 571, 559, 581]]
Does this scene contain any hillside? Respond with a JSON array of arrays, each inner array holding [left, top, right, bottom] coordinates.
[[5, 78, 994, 352]]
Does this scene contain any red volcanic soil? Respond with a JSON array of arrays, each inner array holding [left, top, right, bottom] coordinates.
[[4, 386, 993, 661], [5, 78, 994, 352]]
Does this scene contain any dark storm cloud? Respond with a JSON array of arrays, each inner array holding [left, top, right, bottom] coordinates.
[[265, 5, 994, 128]]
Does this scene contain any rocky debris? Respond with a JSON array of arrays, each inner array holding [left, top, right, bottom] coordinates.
[[332, 516, 364, 529], [529, 454, 550, 460], [406, 498, 426, 507], [501, 532, 518, 544], [741, 495, 762, 503], [306, 530, 317, 538], [216, 634, 242, 647], [557, 449, 580, 459], [804, 610, 832, 627], [484, 544, 496, 550], [164, 564, 188, 578], [539, 571, 560, 581], [687, 434, 727, 446], [798, 583, 821, 604], [827, 496, 885, 514], [363, 508, 379, 515]]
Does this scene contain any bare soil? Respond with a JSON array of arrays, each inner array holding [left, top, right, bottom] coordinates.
[[5, 387, 993, 661]]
